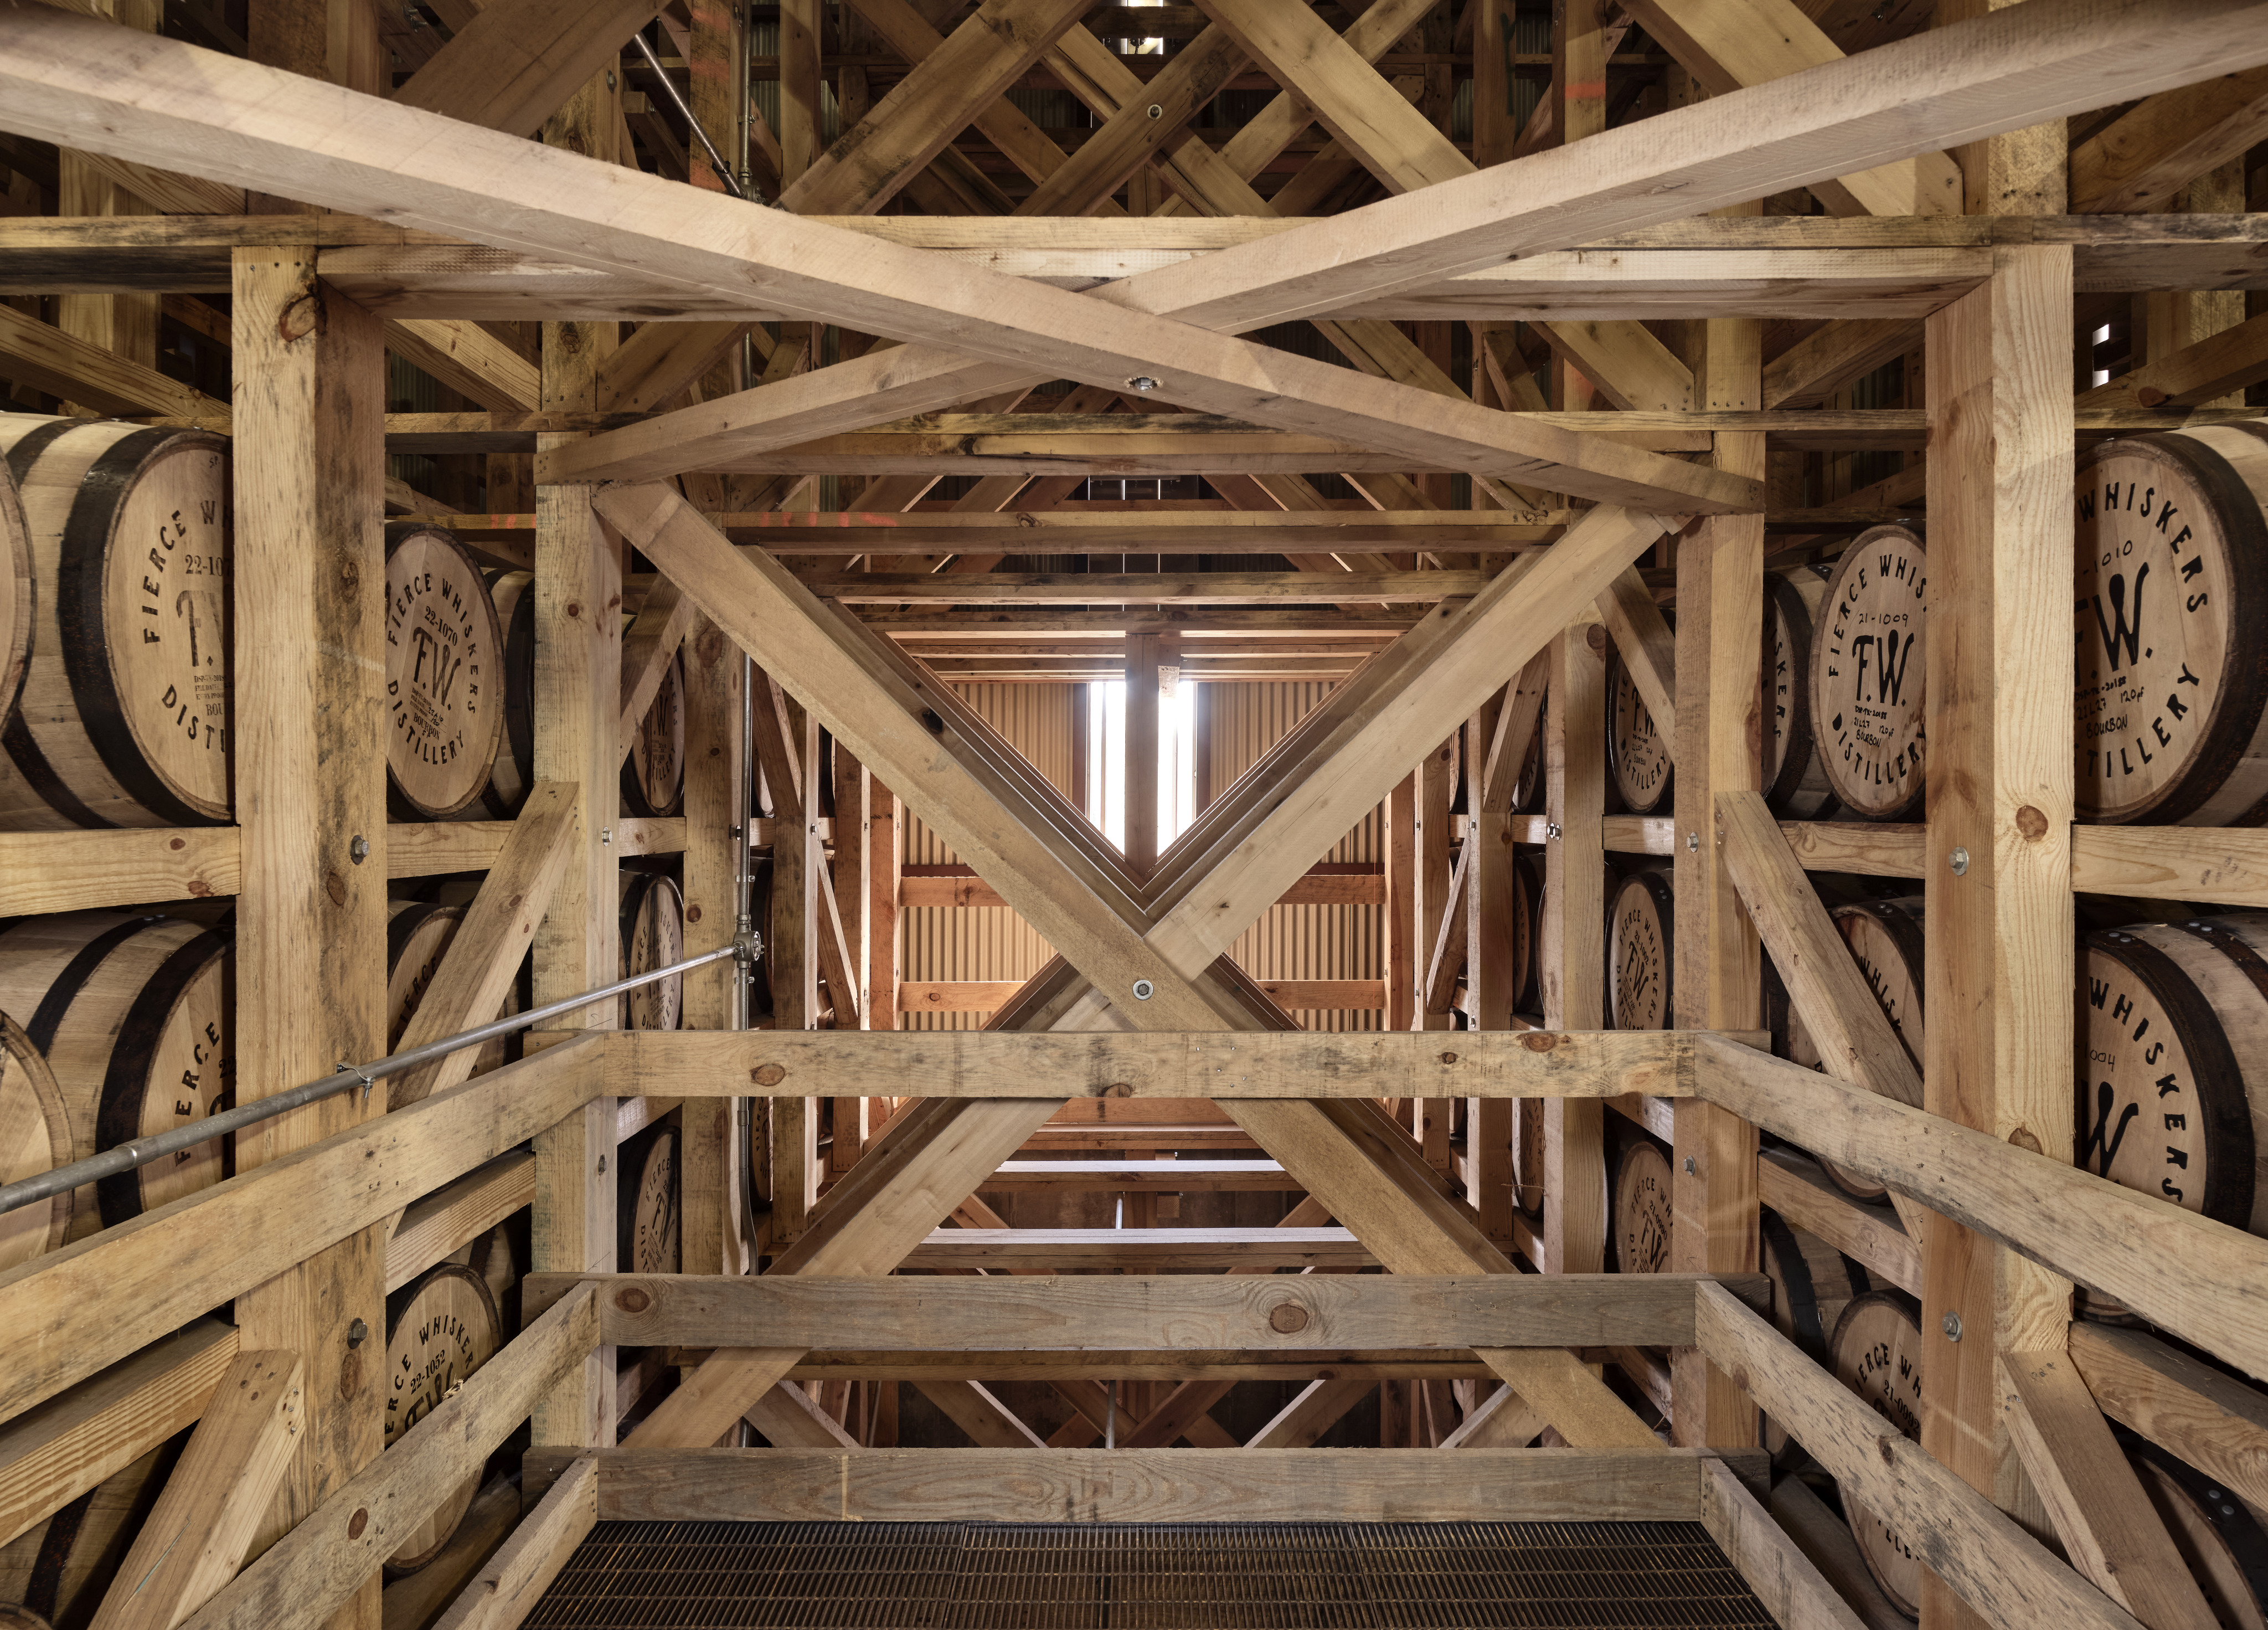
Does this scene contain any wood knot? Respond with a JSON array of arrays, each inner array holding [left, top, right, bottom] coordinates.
[[2007, 1125, 2043, 1156], [2135, 385, 2169, 408], [1438, 1052, 1458, 1066], [324, 868, 349, 907], [169, 836, 185, 851], [347, 1508, 369, 1541], [685, 903, 703, 924], [1102, 1083, 1132, 1098], [922, 708, 946, 734], [2014, 805, 2048, 841], [1520, 1031, 1559, 1052], [1877, 1436, 1896, 1466], [751, 1064, 786, 1087], [565, 601, 582, 619], [616, 1286, 652, 1314], [1585, 625, 1611, 655], [1268, 1303, 1311, 1335]]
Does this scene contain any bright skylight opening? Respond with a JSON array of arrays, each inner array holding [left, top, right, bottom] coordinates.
[[1086, 678, 1198, 853]]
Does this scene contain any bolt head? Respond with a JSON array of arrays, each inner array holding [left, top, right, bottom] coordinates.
[[1683, 1156, 1696, 1175], [347, 1317, 369, 1348], [601, 827, 614, 846], [1131, 979, 1155, 1001], [1949, 846, 1970, 876], [1941, 1311, 1963, 1342], [1127, 376, 1160, 393], [1686, 831, 1700, 853], [1147, 104, 1163, 119], [348, 835, 369, 865]]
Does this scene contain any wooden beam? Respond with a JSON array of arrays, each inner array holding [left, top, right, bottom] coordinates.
[[2070, 65, 2268, 213], [744, 1384, 860, 1449], [392, 0, 668, 137], [0, 1037, 601, 1428], [548, 1446, 1744, 1524], [2068, 1322, 2268, 1516], [174, 1287, 601, 1630], [0, 1320, 239, 1549], [545, 1273, 1748, 1351], [1998, 1350, 2221, 1630], [905, 1229, 1375, 1272], [1694, 1283, 2143, 1630], [2075, 306, 2268, 409], [1594, 567, 1676, 741], [1922, 242, 2077, 1580], [1696, 1456, 1869, 1630], [227, 239, 389, 1592], [429, 1454, 595, 1630], [1757, 1148, 1920, 1295], [814, 570, 1495, 604], [1243, 1376, 1375, 1448], [387, 783, 581, 1108], [386, 1153, 537, 1293], [386, 317, 542, 412], [1693, 1037, 2268, 1390], [1440, 1382, 1543, 1447], [911, 1381, 1048, 1449], [89, 1352, 305, 1630], [1762, 319, 1922, 409], [0, 300, 228, 420], [614, 1027, 1695, 1101]]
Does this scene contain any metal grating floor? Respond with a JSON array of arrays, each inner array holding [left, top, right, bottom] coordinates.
[[523, 1521, 1782, 1629]]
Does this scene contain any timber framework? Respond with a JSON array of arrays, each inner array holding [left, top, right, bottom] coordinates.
[[0, 0, 2265, 1625]]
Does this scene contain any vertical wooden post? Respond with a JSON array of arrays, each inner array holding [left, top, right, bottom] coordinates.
[[868, 780, 901, 1035], [529, 66, 622, 1454], [1125, 632, 1163, 875], [1414, 736, 1455, 1032], [686, 0, 745, 200], [1192, 680, 1214, 815], [831, 742, 871, 1169], [1473, 0, 1514, 166], [1070, 682, 1092, 820], [1671, 317, 1764, 1449], [762, 689, 820, 1241], [55, 1, 158, 415], [779, 0, 822, 186], [1466, 696, 1516, 1240], [1541, 630, 1606, 1276], [228, 249, 388, 1616], [1920, 244, 2076, 1627], [1549, 0, 1606, 419], [680, 613, 747, 1275], [1387, 772, 1418, 1033]]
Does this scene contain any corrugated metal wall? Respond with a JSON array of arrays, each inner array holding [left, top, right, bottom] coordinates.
[[900, 685, 1077, 1031], [1207, 683, 1383, 1034]]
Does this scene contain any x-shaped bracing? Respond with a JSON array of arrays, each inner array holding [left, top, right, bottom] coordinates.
[[595, 480, 1678, 1449]]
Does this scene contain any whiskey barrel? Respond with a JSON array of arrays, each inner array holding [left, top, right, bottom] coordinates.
[[1512, 694, 1545, 813], [1763, 564, 1841, 820], [1759, 1209, 1869, 1466], [0, 415, 231, 830], [1811, 525, 1927, 821], [0, 1012, 71, 1272], [385, 525, 504, 821], [1606, 649, 1672, 816], [622, 647, 687, 819], [0, 455, 28, 735], [620, 871, 685, 1031], [1829, 1290, 1927, 1617], [618, 1122, 681, 1274], [465, 570, 535, 820], [2126, 1438, 2268, 1628], [1607, 870, 1674, 1030], [385, 901, 517, 1104], [2080, 913, 2268, 1233], [383, 1262, 502, 1574], [2076, 427, 2268, 825], [1512, 850, 1543, 1016], [1609, 1135, 1673, 1274], [0, 1430, 185, 1627], [0, 912, 231, 1232]]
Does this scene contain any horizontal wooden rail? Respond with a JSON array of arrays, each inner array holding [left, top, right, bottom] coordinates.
[[0, 1034, 602, 1422], [901, 865, 1385, 910], [386, 1151, 537, 1293], [611, 1027, 1695, 1098], [900, 979, 1386, 1012], [525, 1273, 1767, 1353], [523, 1446, 1765, 1525], [1694, 1034, 2268, 1384], [905, 1227, 1375, 1271], [178, 1285, 601, 1630], [775, 1352, 1502, 1381], [1695, 1283, 2143, 1630]]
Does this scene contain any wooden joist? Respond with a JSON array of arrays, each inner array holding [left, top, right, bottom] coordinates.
[[903, 1227, 1374, 1272], [611, 1027, 1695, 1100], [529, 1447, 1763, 1525]]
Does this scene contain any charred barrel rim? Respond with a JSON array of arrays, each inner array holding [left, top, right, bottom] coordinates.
[[621, 647, 688, 819], [2083, 926, 2257, 1229], [620, 870, 685, 1030], [40, 426, 233, 826], [1609, 1135, 1673, 1274], [2076, 430, 2268, 825], [2121, 1432, 2268, 1614], [1604, 646, 1672, 815], [0, 452, 30, 726], [91, 928, 233, 1228], [1761, 565, 1840, 819], [0, 1011, 71, 1266], [383, 524, 506, 821]]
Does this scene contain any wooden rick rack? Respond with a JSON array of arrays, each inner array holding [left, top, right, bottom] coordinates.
[[0, 2, 2262, 1627]]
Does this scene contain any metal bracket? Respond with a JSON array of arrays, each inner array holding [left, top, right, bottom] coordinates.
[[334, 1061, 377, 1103]]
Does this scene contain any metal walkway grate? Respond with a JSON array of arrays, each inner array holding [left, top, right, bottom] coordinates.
[[523, 1520, 1782, 1629]]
